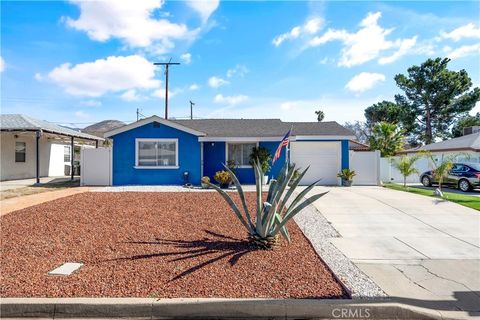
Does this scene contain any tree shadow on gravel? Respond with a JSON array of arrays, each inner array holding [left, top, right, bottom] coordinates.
[[108, 230, 257, 281]]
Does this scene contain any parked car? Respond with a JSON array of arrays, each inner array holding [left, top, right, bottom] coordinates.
[[420, 163, 480, 192]]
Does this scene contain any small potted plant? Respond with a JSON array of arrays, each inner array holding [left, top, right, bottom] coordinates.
[[214, 170, 232, 189], [249, 146, 272, 185], [337, 168, 356, 187], [201, 176, 210, 189]]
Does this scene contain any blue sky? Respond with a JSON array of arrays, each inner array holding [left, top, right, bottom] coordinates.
[[1, 0, 479, 128]]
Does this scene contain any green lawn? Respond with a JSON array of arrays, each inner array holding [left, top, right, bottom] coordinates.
[[383, 183, 480, 211]]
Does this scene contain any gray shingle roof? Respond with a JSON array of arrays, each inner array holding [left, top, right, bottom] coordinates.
[[404, 132, 480, 152], [172, 119, 354, 137], [0, 114, 104, 141]]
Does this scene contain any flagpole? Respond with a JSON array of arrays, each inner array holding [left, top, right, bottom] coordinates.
[[285, 125, 293, 175]]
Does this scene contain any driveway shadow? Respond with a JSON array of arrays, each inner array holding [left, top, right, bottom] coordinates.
[[109, 230, 255, 281]]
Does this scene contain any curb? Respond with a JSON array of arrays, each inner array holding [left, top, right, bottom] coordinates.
[[0, 298, 448, 319]]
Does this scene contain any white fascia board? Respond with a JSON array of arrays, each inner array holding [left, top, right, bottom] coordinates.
[[294, 135, 356, 140], [104, 116, 206, 138], [198, 136, 284, 142]]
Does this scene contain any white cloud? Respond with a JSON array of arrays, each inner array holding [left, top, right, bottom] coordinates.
[[152, 87, 183, 99], [185, 0, 219, 22], [34, 73, 44, 81], [65, 0, 200, 54], [272, 17, 323, 46], [309, 12, 416, 67], [441, 23, 480, 41], [445, 43, 480, 59], [81, 100, 102, 107], [208, 76, 229, 88], [74, 110, 90, 119], [180, 53, 192, 64], [226, 64, 249, 78], [0, 56, 4, 72], [121, 89, 141, 101], [189, 83, 200, 90], [207, 96, 382, 123], [48, 55, 160, 97], [214, 94, 248, 106], [378, 36, 417, 64], [345, 72, 385, 93]]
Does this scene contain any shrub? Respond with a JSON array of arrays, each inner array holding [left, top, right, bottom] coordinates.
[[249, 146, 272, 174], [337, 169, 356, 181], [214, 170, 231, 186], [208, 160, 327, 249]]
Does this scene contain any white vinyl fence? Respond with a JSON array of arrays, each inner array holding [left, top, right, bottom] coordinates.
[[349, 150, 381, 185], [80, 148, 112, 186], [380, 156, 431, 184]]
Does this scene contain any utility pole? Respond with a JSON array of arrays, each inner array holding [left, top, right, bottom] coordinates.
[[136, 108, 140, 121], [189, 100, 195, 120], [153, 59, 180, 119]]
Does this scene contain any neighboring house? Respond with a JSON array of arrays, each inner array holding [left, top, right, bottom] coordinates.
[[0, 114, 104, 182], [401, 131, 480, 163], [104, 116, 355, 186]]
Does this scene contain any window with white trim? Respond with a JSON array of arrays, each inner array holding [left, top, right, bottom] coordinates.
[[227, 143, 256, 167], [15, 142, 26, 163], [136, 139, 178, 167], [64, 146, 71, 163]]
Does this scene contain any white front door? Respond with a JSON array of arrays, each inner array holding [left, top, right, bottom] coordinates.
[[290, 141, 341, 185]]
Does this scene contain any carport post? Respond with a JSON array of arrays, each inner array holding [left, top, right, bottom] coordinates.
[[71, 136, 74, 180], [35, 130, 41, 184], [95, 140, 98, 148]]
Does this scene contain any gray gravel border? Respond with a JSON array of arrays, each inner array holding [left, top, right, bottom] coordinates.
[[294, 200, 387, 299]]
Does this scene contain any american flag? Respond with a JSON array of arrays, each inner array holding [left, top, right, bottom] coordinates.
[[273, 129, 291, 164]]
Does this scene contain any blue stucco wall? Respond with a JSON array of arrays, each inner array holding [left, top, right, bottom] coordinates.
[[111, 122, 201, 185], [341, 140, 349, 170]]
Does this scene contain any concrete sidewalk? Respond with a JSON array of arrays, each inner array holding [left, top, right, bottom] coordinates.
[[0, 187, 91, 216], [306, 186, 480, 319]]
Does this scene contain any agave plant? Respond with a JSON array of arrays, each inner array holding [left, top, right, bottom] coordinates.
[[207, 159, 327, 249]]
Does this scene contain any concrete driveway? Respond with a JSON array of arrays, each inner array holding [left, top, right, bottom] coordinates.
[[306, 186, 480, 318]]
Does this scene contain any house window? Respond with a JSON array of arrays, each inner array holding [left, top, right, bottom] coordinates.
[[136, 139, 178, 168], [15, 142, 26, 163], [227, 143, 256, 167], [64, 146, 71, 162]]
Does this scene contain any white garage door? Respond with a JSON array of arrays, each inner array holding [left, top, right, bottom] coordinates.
[[290, 141, 341, 185]]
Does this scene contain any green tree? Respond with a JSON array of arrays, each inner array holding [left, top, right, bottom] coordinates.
[[394, 57, 480, 145], [451, 113, 480, 137], [369, 122, 404, 157], [364, 101, 404, 126], [391, 155, 421, 187], [315, 110, 325, 122]]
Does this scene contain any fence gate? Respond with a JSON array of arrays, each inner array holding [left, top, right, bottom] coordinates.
[[80, 148, 111, 186], [349, 150, 380, 185]]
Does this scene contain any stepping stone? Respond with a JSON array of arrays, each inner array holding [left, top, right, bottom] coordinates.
[[48, 262, 83, 276]]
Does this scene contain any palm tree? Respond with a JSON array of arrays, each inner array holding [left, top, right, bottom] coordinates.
[[391, 155, 421, 187], [369, 122, 404, 157], [426, 153, 455, 196], [315, 110, 325, 122]]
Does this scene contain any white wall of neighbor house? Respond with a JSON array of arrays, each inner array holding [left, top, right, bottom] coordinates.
[[349, 150, 380, 185], [0, 132, 94, 181], [380, 150, 480, 184]]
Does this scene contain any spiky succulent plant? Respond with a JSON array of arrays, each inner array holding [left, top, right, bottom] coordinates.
[[208, 159, 327, 249]]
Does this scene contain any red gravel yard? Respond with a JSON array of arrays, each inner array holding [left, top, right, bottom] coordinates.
[[0, 192, 348, 298]]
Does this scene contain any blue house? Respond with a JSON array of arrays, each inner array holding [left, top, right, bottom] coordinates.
[[104, 116, 355, 186]]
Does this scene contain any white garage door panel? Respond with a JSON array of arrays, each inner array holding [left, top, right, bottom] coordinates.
[[290, 142, 341, 185]]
